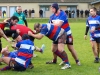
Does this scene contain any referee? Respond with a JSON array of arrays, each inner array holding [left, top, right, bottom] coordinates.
[[13, 6, 28, 27]]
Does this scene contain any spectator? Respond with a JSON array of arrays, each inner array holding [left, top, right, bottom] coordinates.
[[85, 10, 87, 17], [87, 10, 90, 17], [0, 10, 2, 18], [71, 10, 75, 18], [29, 9, 31, 18], [23, 9, 28, 18], [39, 9, 43, 18], [97, 9, 100, 16], [2, 10, 6, 18], [65, 10, 68, 15], [69, 10, 71, 18], [76, 9, 79, 18], [80, 10, 84, 18], [31, 8, 35, 18]]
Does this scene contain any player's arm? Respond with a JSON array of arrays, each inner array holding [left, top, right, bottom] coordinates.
[[28, 31, 44, 40], [52, 20, 63, 27], [11, 41, 18, 50], [84, 19, 89, 40], [3, 18, 10, 23], [23, 14, 28, 27], [52, 14, 67, 27], [85, 26, 89, 35], [0, 28, 11, 42]]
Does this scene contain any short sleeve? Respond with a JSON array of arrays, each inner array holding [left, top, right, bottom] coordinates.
[[40, 25, 48, 35], [59, 13, 67, 22]]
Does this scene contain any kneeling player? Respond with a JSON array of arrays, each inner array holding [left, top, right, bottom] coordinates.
[[0, 34, 34, 71]]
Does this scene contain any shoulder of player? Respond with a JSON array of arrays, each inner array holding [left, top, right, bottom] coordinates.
[[60, 10, 66, 15], [50, 14, 55, 18], [87, 16, 91, 20], [96, 15, 100, 18]]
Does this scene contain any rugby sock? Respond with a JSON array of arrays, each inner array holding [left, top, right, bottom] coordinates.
[[54, 50, 69, 64], [95, 57, 99, 60], [39, 49, 42, 53], [0, 66, 11, 71], [76, 60, 79, 63], [52, 58, 57, 63], [52, 52, 57, 63]]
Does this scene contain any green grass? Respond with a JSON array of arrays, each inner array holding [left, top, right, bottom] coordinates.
[[0, 19, 100, 75]]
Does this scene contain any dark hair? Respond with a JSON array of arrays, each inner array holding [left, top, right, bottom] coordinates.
[[51, 3, 59, 14], [12, 33, 19, 39], [10, 16, 19, 21], [34, 23, 41, 30], [22, 34, 30, 40], [90, 7, 97, 12]]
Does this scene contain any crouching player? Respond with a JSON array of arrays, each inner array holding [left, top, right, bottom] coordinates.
[[11, 33, 45, 54], [28, 23, 71, 69], [0, 43, 45, 71], [0, 34, 34, 71]]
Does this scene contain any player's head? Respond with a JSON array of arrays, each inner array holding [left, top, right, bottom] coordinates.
[[12, 33, 22, 42], [16, 6, 22, 13], [34, 23, 41, 33], [22, 34, 30, 40], [51, 3, 59, 14], [10, 16, 19, 25], [90, 7, 97, 16], [1, 46, 10, 56]]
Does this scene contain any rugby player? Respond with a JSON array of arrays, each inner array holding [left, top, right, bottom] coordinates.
[[84, 7, 100, 63], [47, 3, 80, 65], [28, 23, 71, 69]]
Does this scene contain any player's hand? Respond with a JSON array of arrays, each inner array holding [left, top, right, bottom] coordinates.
[[5, 45, 9, 49], [16, 29, 20, 34], [28, 31, 33, 36], [33, 30, 36, 34], [6, 38, 11, 43], [84, 35, 87, 40]]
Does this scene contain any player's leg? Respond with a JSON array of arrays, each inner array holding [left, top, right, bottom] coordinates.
[[66, 35, 80, 65], [0, 57, 11, 65], [94, 38, 100, 62], [46, 43, 58, 64], [97, 43, 100, 58], [0, 39, 2, 65], [0, 57, 11, 71], [55, 33, 71, 69], [34, 44, 45, 53], [57, 43, 71, 69], [90, 40, 99, 63], [0, 39, 2, 52]]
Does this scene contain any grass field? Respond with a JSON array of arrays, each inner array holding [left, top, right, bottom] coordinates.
[[0, 19, 100, 75]]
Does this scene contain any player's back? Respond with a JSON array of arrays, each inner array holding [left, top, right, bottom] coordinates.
[[42, 23, 65, 41], [11, 25, 34, 36], [15, 39, 34, 68], [0, 23, 5, 30]]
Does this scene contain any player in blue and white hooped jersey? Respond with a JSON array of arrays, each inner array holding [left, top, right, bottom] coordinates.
[[0, 34, 34, 71], [28, 23, 71, 70], [47, 3, 80, 67], [84, 7, 100, 63]]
